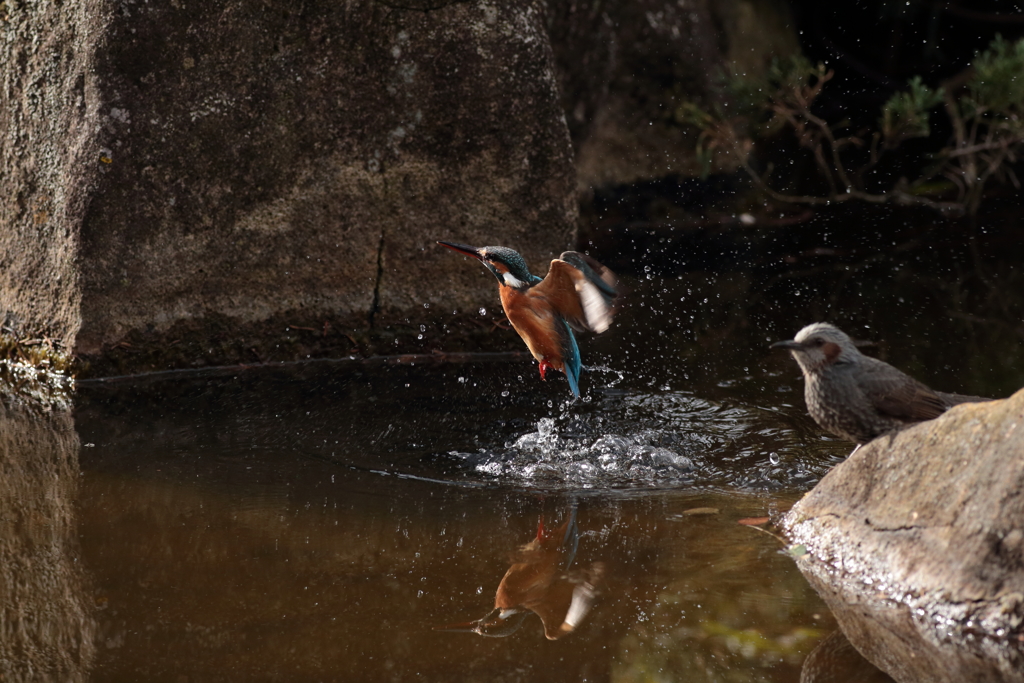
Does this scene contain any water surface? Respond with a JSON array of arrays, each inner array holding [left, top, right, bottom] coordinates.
[[61, 353, 863, 682], [10, 218, 1024, 681]]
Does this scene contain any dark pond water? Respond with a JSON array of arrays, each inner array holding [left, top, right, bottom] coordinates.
[[67, 358, 853, 683], [5, 218, 1023, 681]]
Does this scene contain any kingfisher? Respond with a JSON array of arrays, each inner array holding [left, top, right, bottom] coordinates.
[[437, 241, 618, 397], [435, 511, 604, 640]]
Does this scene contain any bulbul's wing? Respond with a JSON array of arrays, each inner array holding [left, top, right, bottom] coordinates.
[[936, 391, 992, 406], [856, 356, 948, 421]]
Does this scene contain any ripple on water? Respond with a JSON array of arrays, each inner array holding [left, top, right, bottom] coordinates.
[[444, 391, 844, 492]]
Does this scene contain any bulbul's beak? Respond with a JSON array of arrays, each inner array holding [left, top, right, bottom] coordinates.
[[770, 339, 802, 351]]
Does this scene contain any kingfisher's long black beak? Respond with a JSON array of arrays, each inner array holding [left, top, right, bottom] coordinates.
[[437, 241, 485, 260], [433, 620, 483, 634], [433, 608, 528, 637], [433, 607, 502, 634], [770, 339, 803, 351]]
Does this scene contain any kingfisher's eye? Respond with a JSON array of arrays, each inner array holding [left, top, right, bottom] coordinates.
[[811, 338, 826, 347]]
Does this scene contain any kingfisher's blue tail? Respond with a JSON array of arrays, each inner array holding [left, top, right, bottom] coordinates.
[[562, 322, 582, 398]]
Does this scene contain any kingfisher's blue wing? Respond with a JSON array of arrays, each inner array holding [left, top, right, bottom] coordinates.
[[529, 253, 617, 398]]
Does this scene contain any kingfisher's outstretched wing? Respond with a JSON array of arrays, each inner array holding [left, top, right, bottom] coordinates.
[[532, 253, 618, 334]]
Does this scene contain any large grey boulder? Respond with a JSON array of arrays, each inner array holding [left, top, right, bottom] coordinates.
[[3, 0, 577, 374], [783, 388, 1024, 681], [2, 0, 798, 376], [0, 0, 92, 351], [798, 569, 1023, 683]]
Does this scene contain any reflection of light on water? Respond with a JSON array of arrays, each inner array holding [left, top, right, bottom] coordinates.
[[435, 510, 603, 641], [0, 403, 95, 678]]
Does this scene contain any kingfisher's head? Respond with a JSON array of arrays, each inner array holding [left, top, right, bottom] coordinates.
[[437, 241, 536, 289]]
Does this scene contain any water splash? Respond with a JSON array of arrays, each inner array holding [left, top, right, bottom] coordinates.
[[443, 390, 839, 492], [452, 416, 695, 490]]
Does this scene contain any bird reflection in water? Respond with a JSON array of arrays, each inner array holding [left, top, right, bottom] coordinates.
[[437, 508, 604, 640]]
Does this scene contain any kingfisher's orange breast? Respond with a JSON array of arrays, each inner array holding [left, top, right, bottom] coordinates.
[[494, 520, 571, 610], [499, 285, 564, 371]]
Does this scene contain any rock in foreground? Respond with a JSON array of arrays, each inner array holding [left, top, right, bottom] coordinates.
[[783, 388, 1024, 680]]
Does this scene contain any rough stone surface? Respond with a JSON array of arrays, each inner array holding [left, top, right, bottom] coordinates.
[[2, 0, 576, 373], [75, 0, 578, 358], [783, 388, 1024, 642], [0, 0, 96, 349], [798, 564, 1024, 683], [2, 0, 799, 376]]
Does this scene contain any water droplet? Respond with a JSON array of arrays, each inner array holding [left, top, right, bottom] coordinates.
[[769, 453, 781, 465]]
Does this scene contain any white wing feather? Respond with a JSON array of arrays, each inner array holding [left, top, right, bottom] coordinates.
[[576, 279, 613, 333], [561, 583, 597, 632]]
